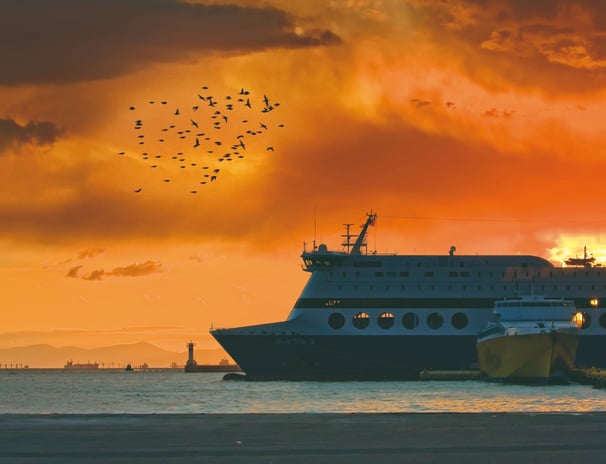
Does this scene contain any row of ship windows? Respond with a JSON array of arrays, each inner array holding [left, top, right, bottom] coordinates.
[[328, 311, 469, 330], [335, 284, 605, 293], [327, 311, 606, 330], [331, 270, 603, 279]]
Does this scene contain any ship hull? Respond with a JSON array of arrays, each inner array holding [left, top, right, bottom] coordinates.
[[212, 332, 478, 380], [477, 332, 578, 383]]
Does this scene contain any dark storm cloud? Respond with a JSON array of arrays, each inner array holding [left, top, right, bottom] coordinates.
[[0, 118, 62, 152], [0, 0, 341, 86]]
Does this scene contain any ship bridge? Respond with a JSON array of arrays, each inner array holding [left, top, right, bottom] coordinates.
[[301, 212, 377, 271]]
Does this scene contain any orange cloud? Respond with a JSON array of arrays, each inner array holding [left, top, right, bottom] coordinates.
[[76, 261, 163, 281], [77, 248, 105, 260]]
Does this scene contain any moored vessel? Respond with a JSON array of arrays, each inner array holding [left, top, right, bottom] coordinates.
[[64, 360, 99, 370], [211, 212, 606, 380], [476, 296, 581, 383]]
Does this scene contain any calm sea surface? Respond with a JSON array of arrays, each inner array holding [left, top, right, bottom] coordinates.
[[1, 369, 605, 414]]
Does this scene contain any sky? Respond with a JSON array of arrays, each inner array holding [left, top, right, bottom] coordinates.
[[3, 0, 606, 355]]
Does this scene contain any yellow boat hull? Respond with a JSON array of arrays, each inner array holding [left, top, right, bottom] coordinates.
[[477, 332, 578, 383]]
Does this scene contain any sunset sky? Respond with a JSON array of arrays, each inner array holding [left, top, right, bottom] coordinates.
[[3, 0, 606, 356]]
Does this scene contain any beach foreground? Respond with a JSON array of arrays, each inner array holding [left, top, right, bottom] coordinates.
[[1, 413, 606, 463]]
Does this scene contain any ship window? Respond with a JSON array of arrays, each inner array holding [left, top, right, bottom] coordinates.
[[353, 312, 370, 329], [451, 312, 468, 330], [581, 312, 592, 329], [328, 312, 345, 330], [387, 271, 397, 278], [377, 312, 395, 329], [449, 272, 458, 277], [402, 312, 419, 329], [427, 312, 443, 329], [342, 272, 346, 278], [375, 271, 384, 277], [599, 313, 606, 329], [424, 271, 434, 277], [400, 272, 409, 278], [461, 271, 469, 277]]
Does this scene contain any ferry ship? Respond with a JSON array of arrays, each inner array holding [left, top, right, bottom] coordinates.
[[477, 295, 580, 383], [211, 212, 606, 380]]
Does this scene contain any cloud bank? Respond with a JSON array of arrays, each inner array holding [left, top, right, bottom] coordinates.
[[0, 0, 341, 85]]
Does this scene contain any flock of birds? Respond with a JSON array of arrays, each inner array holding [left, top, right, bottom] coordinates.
[[117, 85, 284, 194]]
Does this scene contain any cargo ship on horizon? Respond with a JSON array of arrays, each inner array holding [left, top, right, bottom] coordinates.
[[64, 360, 99, 370], [211, 211, 606, 380]]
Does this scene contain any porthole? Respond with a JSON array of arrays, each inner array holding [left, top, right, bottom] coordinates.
[[427, 312, 443, 329], [402, 312, 419, 329], [377, 312, 394, 329], [451, 312, 468, 330], [328, 312, 345, 330], [579, 312, 592, 329], [600, 313, 606, 329], [353, 311, 370, 329]]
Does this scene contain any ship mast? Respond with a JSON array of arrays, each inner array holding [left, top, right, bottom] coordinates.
[[349, 211, 377, 255], [341, 223, 354, 253]]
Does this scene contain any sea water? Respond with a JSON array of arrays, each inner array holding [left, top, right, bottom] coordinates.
[[1, 369, 605, 414]]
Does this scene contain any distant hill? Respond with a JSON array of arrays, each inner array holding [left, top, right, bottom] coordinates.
[[0, 342, 227, 368]]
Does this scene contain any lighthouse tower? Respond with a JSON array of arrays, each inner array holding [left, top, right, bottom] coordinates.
[[186, 341, 197, 367]]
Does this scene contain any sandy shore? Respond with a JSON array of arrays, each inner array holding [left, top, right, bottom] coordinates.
[[1, 413, 606, 463]]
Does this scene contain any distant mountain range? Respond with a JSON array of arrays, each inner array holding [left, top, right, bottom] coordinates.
[[0, 342, 226, 368]]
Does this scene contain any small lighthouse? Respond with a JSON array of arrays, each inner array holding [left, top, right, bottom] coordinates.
[[186, 341, 197, 367]]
